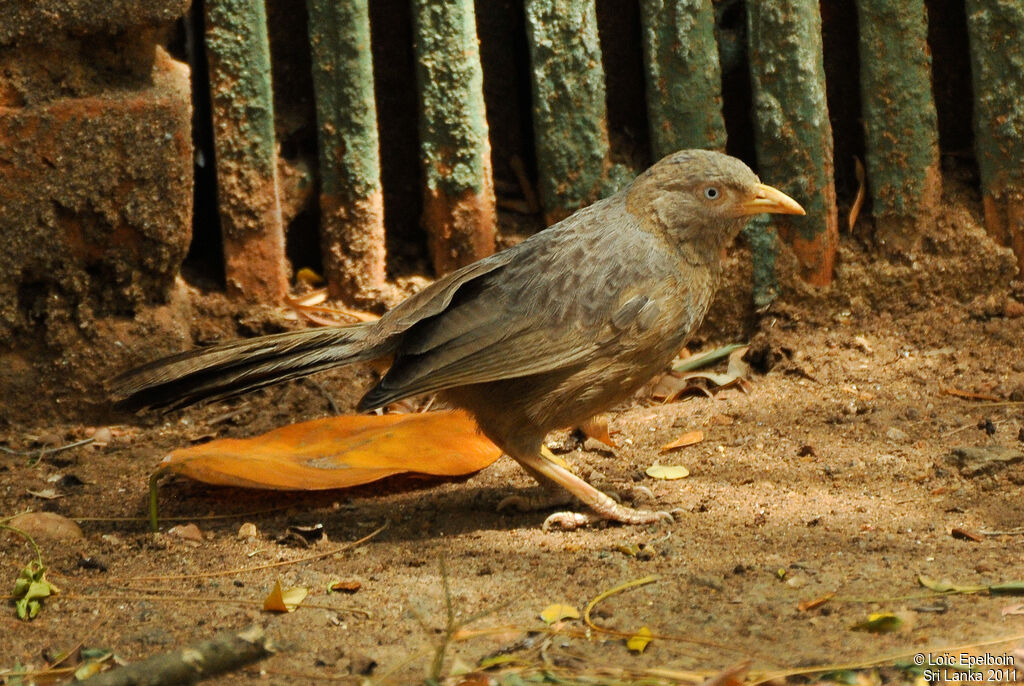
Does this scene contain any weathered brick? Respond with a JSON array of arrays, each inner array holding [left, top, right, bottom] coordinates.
[[0, 47, 193, 343], [0, 0, 191, 45]]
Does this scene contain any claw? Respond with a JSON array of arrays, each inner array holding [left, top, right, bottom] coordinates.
[[542, 511, 593, 531]]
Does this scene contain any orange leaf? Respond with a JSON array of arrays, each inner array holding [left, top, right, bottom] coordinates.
[[660, 430, 704, 452], [578, 414, 617, 448], [157, 410, 502, 490], [797, 592, 835, 612]]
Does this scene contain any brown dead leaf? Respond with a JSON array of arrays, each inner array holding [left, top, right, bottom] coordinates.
[[951, 527, 984, 542], [661, 430, 704, 452], [328, 579, 362, 594], [167, 523, 203, 542], [7, 512, 83, 541], [578, 414, 617, 448], [157, 410, 501, 491], [797, 592, 835, 612]]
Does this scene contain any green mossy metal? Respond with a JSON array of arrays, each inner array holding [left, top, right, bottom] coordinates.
[[411, 0, 489, 196], [205, 0, 286, 301], [306, 0, 382, 201], [524, 0, 631, 220], [747, 0, 837, 285], [856, 0, 940, 219], [742, 218, 780, 309], [205, 0, 277, 181], [639, 0, 726, 158], [965, 0, 1024, 198]]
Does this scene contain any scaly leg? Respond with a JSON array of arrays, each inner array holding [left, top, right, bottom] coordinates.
[[510, 450, 674, 531]]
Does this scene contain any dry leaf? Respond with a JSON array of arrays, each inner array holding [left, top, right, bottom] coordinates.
[[1001, 603, 1024, 617], [263, 579, 308, 612], [578, 414, 617, 448], [950, 527, 984, 542], [700, 660, 752, 686], [660, 430, 704, 452], [645, 465, 690, 480], [851, 612, 902, 633], [90, 426, 113, 447], [26, 488, 61, 500], [328, 579, 362, 594], [540, 445, 570, 469], [295, 267, 324, 286], [157, 410, 501, 491], [797, 592, 835, 612], [626, 626, 653, 653], [7, 512, 83, 541], [167, 523, 203, 542], [539, 603, 579, 625], [237, 522, 258, 540]]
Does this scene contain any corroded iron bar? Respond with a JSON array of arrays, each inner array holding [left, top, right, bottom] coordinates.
[[747, 1, 838, 287], [966, 0, 1024, 274], [306, 0, 388, 305], [856, 0, 941, 255], [411, 0, 496, 275], [524, 0, 632, 224], [205, 0, 287, 302], [638, 0, 726, 157]]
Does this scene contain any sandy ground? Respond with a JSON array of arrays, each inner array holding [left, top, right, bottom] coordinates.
[[2, 202, 1024, 684]]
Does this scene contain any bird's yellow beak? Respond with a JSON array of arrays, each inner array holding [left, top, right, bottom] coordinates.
[[736, 183, 806, 216]]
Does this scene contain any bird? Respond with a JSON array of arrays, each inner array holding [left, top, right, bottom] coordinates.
[[111, 149, 804, 530]]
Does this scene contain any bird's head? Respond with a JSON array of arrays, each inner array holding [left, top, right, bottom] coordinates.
[[626, 149, 804, 260]]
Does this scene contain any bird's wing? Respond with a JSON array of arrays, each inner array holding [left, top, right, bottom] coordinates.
[[360, 198, 677, 408]]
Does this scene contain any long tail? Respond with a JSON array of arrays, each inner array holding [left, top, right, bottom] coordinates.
[[110, 322, 390, 412]]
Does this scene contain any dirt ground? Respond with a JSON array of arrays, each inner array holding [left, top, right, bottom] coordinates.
[[2, 194, 1024, 684]]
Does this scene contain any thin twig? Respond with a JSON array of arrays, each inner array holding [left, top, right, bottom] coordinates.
[[105, 521, 387, 582], [0, 437, 95, 460]]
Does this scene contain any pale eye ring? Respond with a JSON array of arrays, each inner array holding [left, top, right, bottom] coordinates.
[[704, 186, 720, 200]]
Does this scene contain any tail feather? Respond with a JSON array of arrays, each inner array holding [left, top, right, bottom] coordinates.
[[110, 322, 388, 412]]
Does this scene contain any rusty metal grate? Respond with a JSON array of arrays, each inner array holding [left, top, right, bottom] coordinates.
[[191, 0, 1024, 308]]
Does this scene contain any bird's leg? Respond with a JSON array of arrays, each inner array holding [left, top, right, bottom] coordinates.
[[510, 451, 674, 531], [496, 458, 576, 514]]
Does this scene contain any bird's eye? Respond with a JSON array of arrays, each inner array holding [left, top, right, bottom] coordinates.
[[704, 187, 720, 200]]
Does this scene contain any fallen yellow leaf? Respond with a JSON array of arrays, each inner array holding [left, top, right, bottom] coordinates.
[[157, 410, 502, 491], [660, 430, 704, 452], [539, 603, 579, 625], [263, 579, 308, 612], [645, 465, 690, 480], [626, 626, 653, 653]]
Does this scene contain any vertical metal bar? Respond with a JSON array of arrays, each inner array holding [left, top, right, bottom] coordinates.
[[524, 0, 632, 224], [747, 1, 838, 287], [638, 0, 726, 158], [966, 0, 1024, 274], [205, 0, 287, 302], [856, 0, 941, 255], [411, 0, 496, 275], [306, 0, 388, 305]]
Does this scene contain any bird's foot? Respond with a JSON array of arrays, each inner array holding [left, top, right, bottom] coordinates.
[[542, 503, 674, 531], [496, 490, 574, 513]]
